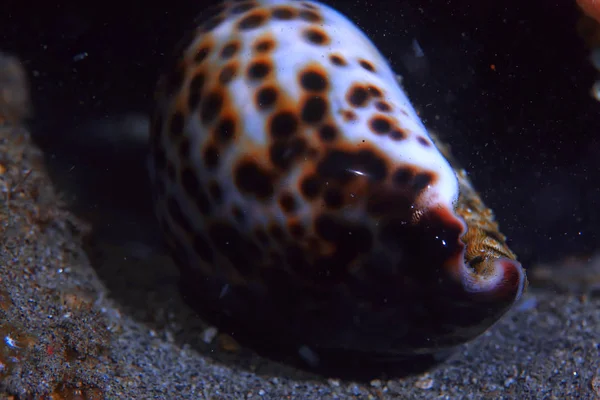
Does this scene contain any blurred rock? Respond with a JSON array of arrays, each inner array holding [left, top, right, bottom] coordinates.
[[0, 52, 30, 124]]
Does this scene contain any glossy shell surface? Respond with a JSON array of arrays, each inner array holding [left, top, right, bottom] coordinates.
[[148, 0, 527, 360]]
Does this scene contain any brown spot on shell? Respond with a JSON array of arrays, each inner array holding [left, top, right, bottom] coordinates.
[[369, 115, 393, 135], [247, 59, 272, 81], [219, 62, 238, 85], [237, 10, 269, 30], [300, 95, 328, 125], [203, 144, 220, 169], [300, 174, 323, 199], [299, 64, 329, 92], [214, 116, 236, 144], [220, 41, 240, 59], [359, 59, 376, 72], [375, 101, 392, 112], [200, 90, 224, 124], [347, 85, 369, 107], [255, 85, 278, 110], [194, 45, 212, 64], [269, 110, 299, 139], [271, 6, 298, 20], [234, 159, 274, 199], [392, 167, 436, 193], [289, 220, 306, 238], [319, 124, 338, 142], [303, 27, 330, 45], [412, 172, 435, 193], [390, 129, 407, 141], [323, 187, 344, 209], [306, 146, 319, 160], [341, 110, 357, 122], [366, 85, 383, 97], [317, 147, 389, 184], [300, 2, 318, 10], [299, 9, 323, 23], [279, 192, 297, 214], [269, 137, 307, 171], [417, 136, 432, 147], [329, 54, 347, 66], [254, 35, 276, 53], [188, 71, 206, 110], [392, 167, 414, 186]]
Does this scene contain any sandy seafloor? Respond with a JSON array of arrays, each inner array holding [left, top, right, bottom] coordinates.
[[1, 54, 600, 400]]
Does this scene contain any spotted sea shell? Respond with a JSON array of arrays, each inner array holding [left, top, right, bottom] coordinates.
[[148, 0, 527, 365]]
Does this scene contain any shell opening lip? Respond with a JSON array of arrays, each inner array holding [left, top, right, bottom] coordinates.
[[437, 207, 526, 303], [460, 257, 526, 302]]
